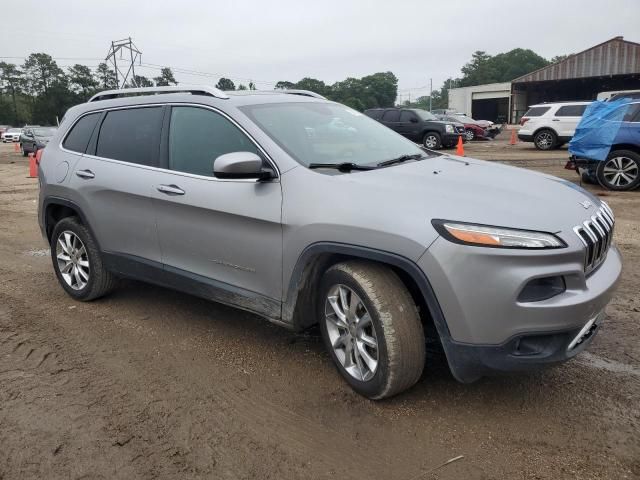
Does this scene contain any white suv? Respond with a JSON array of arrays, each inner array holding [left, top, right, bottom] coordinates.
[[518, 101, 591, 150]]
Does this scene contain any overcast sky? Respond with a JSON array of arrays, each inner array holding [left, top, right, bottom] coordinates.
[[2, 0, 638, 100]]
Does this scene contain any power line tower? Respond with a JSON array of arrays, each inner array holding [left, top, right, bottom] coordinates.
[[105, 37, 142, 89]]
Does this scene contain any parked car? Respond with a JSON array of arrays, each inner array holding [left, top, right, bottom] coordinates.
[[518, 101, 591, 150], [0, 125, 11, 139], [20, 126, 57, 156], [597, 89, 640, 101], [431, 109, 464, 116], [2, 127, 23, 142], [437, 114, 487, 141], [364, 107, 466, 149], [38, 86, 621, 399], [450, 113, 502, 136], [568, 100, 640, 191]]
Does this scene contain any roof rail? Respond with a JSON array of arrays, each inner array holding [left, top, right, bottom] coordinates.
[[281, 89, 327, 100], [88, 85, 230, 102]]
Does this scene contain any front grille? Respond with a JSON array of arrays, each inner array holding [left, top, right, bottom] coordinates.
[[573, 203, 614, 274]]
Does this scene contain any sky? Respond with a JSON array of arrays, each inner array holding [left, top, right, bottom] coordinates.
[[1, 0, 639, 101]]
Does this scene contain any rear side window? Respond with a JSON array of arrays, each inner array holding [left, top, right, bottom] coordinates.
[[168, 106, 259, 177], [366, 110, 383, 120], [96, 107, 163, 166], [523, 106, 551, 117], [63, 113, 101, 153], [556, 105, 588, 116], [400, 111, 417, 122], [382, 110, 400, 122]]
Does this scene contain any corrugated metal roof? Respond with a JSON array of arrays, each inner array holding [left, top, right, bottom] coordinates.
[[513, 36, 640, 83]]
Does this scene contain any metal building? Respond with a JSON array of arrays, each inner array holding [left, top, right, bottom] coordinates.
[[448, 36, 640, 123]]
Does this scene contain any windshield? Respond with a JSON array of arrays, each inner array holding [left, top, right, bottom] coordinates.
[[240, 102, 425, 167], [33, 127, 57, 137], [414, 109, 437, 121]]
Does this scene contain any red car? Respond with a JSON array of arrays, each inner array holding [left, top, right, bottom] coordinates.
[[437, 115, 487, 141]]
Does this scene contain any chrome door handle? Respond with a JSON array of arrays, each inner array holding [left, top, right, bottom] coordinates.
[[552, 119, 560, 121], [75, 169, 95, 179], [157, 184, 185, 195]]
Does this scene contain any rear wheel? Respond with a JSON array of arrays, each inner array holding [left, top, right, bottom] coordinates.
[[533, 129, 557, 150], [318, 261, 425, 400], [423, 132, 441, 150], [51, 216, 117, 301], [596, 150, 640, 191]]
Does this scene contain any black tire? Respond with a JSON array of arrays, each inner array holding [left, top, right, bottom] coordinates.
[[465, 128, 475, 141], [533, 129, 557, 150], [422, 132, 442, 150], [50, 216, 117, 301], [318, 261, 425, 400], [596, 150, 640, 191]]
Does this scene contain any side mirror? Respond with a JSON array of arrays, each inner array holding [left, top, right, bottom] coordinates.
[[410, 117, 419, 123], [213, 152, 273, 180]]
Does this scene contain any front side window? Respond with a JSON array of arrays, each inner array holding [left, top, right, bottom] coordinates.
[[400, 111, 417, 122], [240, 102, 426, 167], [169, 106, 259, 177], [96, 107, 163, 166], [63, 113, 101, 153]]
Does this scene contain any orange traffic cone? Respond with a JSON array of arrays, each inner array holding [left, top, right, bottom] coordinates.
[[509, 129, 518, 145], [13, 142, 20, 153], [28, 153, 38, 178], [456, 135, 465, 156]]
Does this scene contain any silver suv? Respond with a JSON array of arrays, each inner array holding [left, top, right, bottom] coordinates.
[[38, 86, 622, 399]]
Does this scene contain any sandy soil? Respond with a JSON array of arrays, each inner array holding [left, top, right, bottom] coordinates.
[[0, 137, 638, 479]]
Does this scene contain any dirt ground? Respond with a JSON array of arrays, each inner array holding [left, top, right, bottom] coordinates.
[[0, 135, 638, 480]]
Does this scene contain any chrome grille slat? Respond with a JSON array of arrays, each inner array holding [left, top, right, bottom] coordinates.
[[573, 204, 614, 275]]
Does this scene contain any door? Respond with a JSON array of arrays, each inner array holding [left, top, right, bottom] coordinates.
[[68, 106, 164, 263], [152, 105, 283, 301], [553, 104, 588, 138], [397, 110, 421, 141], [380, 109, 401, 134]]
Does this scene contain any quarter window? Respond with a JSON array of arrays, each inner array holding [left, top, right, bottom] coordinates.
[[168, 106, 259, 177], [382, 110, 400, 122], [63, 113, 101, 153], [96, 107, 163, 166], [555, 105, 588, 116]]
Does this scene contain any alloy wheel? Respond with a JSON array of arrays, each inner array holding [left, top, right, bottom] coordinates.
[[324, 284, 379, 382], [56, 231, 90, 290], [535, 131, 554, 149], [424, 135, 438, 149], [465, 129, 474, 141], [602, 156, 638, 188]]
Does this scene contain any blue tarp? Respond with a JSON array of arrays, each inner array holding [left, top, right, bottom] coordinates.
[[569, 99, 631, 161]]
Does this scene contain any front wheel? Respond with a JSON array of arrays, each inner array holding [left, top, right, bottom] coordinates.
[[318, 261, 426, 400], [465, 129, 475, 141], [596, 150, 640, 191], [423, 132, 441, 150]]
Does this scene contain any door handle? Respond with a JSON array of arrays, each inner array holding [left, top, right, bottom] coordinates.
[[75, 169, 95, 179], [552, 119, 560, 121], [157, 184, 185, 195]]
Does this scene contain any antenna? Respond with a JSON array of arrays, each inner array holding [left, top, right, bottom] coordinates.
[[105, 37, 142, 89]]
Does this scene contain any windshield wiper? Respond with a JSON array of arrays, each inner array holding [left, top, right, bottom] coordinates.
[[308, 162, 376, 172], [376, 153, 425, 167]]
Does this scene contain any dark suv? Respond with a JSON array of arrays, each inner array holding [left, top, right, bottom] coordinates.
[[364, 108, 466, 149]]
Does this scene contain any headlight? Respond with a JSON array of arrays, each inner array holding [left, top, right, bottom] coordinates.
[[432, 220, 566, 249], [445, 124, 454, 133]]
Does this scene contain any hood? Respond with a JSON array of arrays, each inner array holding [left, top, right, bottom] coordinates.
[[321, 155, 601, 234]]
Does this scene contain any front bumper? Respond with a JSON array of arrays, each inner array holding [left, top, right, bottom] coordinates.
[[442, 132, 464, 146], [419, 237, 622, 382]]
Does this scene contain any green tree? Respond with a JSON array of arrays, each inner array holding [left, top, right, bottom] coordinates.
[[237, 84, 248, 90], [132, 75, 154, 87], [293, 77, 328, 96], [22, 53, 65, 96], [95, 63, 117, 89], [248, 81, 256, 90], [458, 49, 549, 86], [550, 54, 570, 64], [274, 80, 295, 90], [154, 67, 177, 86], [215, 77, 236, 90], [0, 62, 23, 123], [68, 64, 98, 97]]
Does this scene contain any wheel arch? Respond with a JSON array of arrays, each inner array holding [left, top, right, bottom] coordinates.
[[608, 144, 640, 156], [532, 126, 558, 137], [43, 197, 100, 250]]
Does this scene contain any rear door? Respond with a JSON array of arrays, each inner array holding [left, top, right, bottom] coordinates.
[[67, 106, 165, 263], [397, 110, 420, 140], [380, 109, 401, 134], [554, 104, 588, 138], [151, 105, 283, 302]]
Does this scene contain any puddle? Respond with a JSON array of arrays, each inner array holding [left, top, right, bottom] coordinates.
[[577, 352, 640, 377]]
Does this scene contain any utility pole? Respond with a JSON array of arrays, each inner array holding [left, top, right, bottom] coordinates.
[[429, 78, 433, 112], [105, 37, 142, 89]]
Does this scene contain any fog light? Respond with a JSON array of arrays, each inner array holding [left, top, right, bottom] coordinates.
[[517, 276, 565, 302]]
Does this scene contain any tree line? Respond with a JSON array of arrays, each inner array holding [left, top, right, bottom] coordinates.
[[1, 47, 563, 126]]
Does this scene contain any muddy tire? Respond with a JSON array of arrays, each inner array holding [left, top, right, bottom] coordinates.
[[50, 216, 117, 301], [318, 261, 425, 400]]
